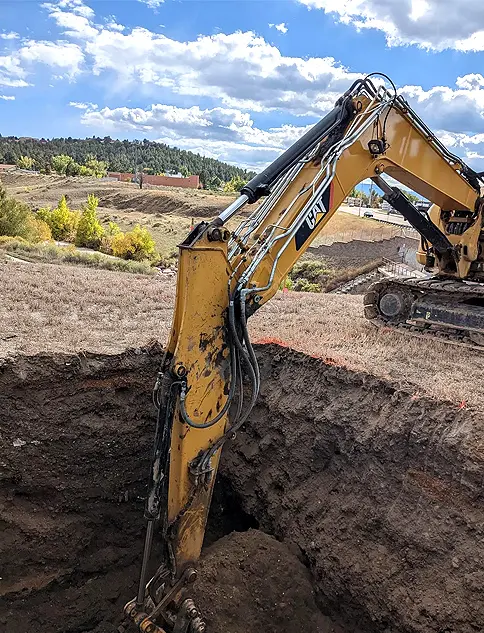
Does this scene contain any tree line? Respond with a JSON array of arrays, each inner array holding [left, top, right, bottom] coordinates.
[[0, 135, 256, 188]]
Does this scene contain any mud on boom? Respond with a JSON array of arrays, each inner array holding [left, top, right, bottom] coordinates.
[[121, 74, 484, 633]]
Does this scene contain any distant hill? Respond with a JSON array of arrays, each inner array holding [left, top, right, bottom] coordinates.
[[0, 135, 256, 186]]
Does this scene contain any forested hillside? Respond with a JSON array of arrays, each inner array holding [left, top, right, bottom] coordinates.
[[0, 136, 255, 186]]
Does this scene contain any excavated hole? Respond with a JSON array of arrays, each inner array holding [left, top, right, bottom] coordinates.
[[1, 345, 483, 633]]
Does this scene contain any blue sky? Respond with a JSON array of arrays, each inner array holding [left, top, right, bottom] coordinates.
[[1, 0, 484, 171]]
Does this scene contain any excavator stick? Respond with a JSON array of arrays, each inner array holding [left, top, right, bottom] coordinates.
[[122, 73, 484, 633]]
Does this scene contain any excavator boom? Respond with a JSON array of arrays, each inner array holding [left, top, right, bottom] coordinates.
[[123, 75, 483, 633]]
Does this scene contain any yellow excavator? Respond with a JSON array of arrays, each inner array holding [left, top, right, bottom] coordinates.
[[122, 74, 484, 633]]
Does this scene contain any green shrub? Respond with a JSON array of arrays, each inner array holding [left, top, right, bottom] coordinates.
[[223, 175, 248, 193], [25, 215, 52, 242], [0, 239, 155, 274], [293, 278, 321, 293], [279, 277, 294, 291], [75, 194, 104, 248], [107, 221, 121, 236], [289, 260, 331, 283], [84, 155, 107, 178], [51, 154, 73, 175], [0, 185, 34, 239], [65, 160, 82, 176], [17, 155, 35, 170], [0, 235, 28, 246]]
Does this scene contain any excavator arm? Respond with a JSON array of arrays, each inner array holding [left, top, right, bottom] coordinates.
[[123, 76, 483, 633]]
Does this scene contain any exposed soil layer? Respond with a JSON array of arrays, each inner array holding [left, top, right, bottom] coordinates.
[[0, 172, 237, 218], [222, 346, 484, 633], [308, 237, 415, 270], [1, 345, 483, 633], [0, 349, 159, 633]]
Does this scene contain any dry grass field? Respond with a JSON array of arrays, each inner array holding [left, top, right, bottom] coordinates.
[[1, 259, 482, 410], [1, 173, 401, 259]]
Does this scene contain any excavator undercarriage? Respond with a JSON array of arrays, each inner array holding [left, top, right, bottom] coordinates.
[[365, 276, 484, 350]]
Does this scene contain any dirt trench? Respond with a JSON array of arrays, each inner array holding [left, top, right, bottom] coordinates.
[[0, 346, 483, 633]]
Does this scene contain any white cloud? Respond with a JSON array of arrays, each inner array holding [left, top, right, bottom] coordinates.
[[0, 37, 84, 87], [0, 32, 19, 40], [269, 23, 289, 34], [50, 0, 94, 18], [43, 2, 99, 39], [82, 28, 359, 116], [401, 75, 484, 134], [19, 40, 84, 79], [0, 95, 15, 100], [69, 100, 97, 109], [0, 53, 29, 87], [139, 0, 164, 8], [106, 21, 125, 33], [80, 102, 310, 169], [298, 0, 484, 51]]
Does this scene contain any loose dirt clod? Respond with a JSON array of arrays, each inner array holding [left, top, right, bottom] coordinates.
[[193, 530, 350, 633]]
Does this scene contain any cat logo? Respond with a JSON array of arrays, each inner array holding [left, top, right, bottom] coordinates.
[[294, 183, 333, 250]]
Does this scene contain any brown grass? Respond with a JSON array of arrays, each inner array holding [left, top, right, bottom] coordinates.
[[0, 261, 175, 356], [1, 259, 482, 410], [313, 210, 401, 245]]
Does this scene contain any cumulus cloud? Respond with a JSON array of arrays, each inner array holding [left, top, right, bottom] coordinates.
[[401, 75, 484, 134], [298, 0, 484, 51], [45, 0, 94, 18], [0, 37, 84, 87], [0, 95, 15, 100], [0, 32, 19, 40], [269, 23, 288, 34], [82, 28, 359, 116], [80, 102, 310, 169], [0, 53, 29, 87], [19, 40, 84, 78], [43, 1, 99, 39]]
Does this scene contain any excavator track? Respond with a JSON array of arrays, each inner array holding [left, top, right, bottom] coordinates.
[[364, 276, 484, 352]]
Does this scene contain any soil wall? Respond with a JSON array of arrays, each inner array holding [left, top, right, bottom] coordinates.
[[1, 345, 483, 632], [223, 346, 484, 633], [0, 349, 160, 633]]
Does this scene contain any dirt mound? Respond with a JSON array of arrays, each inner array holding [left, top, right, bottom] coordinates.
[[1, 345, 483, 633], [0, 171, 235, 218], [308, 237, 413, 269], [193, 530, 347, 633]]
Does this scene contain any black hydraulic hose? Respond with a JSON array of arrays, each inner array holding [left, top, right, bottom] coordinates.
[[198, 297, 260, 470], [239, 292, 260, 394], [234, 350, 244, 422], [178, 332, 238, 429], [144, 380, 181, 521], [240, 96, 355, 204]]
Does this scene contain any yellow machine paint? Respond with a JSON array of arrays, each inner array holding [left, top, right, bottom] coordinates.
[[165, 233, 232, 568], [124, 75, 484, 633]]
